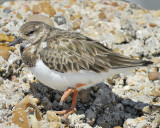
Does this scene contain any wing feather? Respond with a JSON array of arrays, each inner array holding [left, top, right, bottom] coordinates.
[[39, 29, 151, 73]]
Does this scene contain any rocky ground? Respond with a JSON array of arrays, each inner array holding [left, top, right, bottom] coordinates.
[[0, 0, 160, 128]]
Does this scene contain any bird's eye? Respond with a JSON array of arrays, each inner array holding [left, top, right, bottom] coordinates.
[[26, 30, 34, 36]]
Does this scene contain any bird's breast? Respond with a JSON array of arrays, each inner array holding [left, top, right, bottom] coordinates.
[[21, 47, 39, 67]]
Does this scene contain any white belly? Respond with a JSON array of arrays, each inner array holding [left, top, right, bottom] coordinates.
[[29, 59, 110, 91], [30, 59, 134, 91]]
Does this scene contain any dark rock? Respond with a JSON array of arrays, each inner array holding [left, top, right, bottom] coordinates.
[[130, 3, 141, 10], [80, 89, 90, 103], [41, 96, 53, 110], [85, 108, 96, 125], [3, 9, 11, 14], [54, 15, 66, 25]]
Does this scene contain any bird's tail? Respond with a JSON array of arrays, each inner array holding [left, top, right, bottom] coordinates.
[[107, 53, 153, 69]]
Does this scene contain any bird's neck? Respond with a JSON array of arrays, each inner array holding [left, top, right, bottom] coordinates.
[[21, 45, 39, 68]]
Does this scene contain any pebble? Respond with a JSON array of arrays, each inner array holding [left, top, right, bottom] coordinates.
[[152, 115, 160, 127], [113, 31, 126, 44], [149, 23, 157, 27], [57, 8, 65, 13], [142, 125, 153, 128], [142, 106, 151, 114], [151, 57, 160, 65], [26, 14, 54, 26], [111, 2, 119, 7], [135, 116, 145, 122], [47, 111, 59, 122], [32, 2, 56, 17], [151, 10, 160, 18], [116, 103, 124, 111], [123, 117, 146, 128], [0, 49, 10, 60], [151, 89, 160, 97], [99, 12, 106, 19], [3, 8, 11, 14], [47, 111, 60, 128], [41, 97, 53, 109], [136, 29, 151, 40], [4, 19, 11, 24], [69, 0, 77, 5], [80, 89, 90, 103], [47, 122, 60, 128], [2, 28, 9, 32], [130, 3, 141, 9], [0, 33, 14, 42], [76, 12, 82, 19], [148, 72, 159, 81], [70, 15, 76, 21], [124, 85, 131, 91], [0, 43, 15, 60], [118, 6, 125, 11], [25, 7, 30, 12], [16, 12, 23, 20], [54, 15, 66, 25], [73, 21, 80, 30]]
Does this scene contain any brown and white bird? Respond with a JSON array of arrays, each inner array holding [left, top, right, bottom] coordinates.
[[9, 21, 152, 118]]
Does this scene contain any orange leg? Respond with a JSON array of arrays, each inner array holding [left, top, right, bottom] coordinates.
[[54, 84, 86, 118], [60, 89, 74, 104], [71, 90, 78, 108], [60, 84, 85, 104], [63, 90, 78, 118]]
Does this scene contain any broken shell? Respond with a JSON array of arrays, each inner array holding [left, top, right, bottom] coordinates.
[[148, 72, 159, 81], [12, 108, 29, 128], [0, 43, 15, 60], [0, 34, 14, 42], [30, 115, 40, 128], [47, 111, 60, 122], [0, 49, 10, 60], [13, 95, 42, 123], [32, 3, 56, 17], [33, 98, 39, 104], [151, 57, 160, 65], [48, 122, 60, 128]]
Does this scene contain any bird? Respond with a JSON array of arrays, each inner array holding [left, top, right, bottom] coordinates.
[[8, 21, 153, 118]]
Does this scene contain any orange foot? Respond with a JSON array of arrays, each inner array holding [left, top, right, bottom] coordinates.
[[54, 84, 85, 118]]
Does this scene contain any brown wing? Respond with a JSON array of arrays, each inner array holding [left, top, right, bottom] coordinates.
[[39, 31, 152, 73]]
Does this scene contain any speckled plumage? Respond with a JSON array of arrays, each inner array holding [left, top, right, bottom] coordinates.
[[8, 21, 153, 117], [19, 21, 151, 73], [8, 21, 153, 91]]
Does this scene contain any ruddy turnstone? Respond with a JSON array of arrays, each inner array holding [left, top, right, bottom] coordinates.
[[9, 21, 152, 118]]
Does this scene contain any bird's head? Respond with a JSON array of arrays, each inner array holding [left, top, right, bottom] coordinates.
[[8, 21, 50, 51], [19, 21, 50, 43]]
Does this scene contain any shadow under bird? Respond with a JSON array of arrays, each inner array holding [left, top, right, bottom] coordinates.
[[8, 21, 153, 118]]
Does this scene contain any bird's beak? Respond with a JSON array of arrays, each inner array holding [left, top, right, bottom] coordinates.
[[8, 36, 23, 46]]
